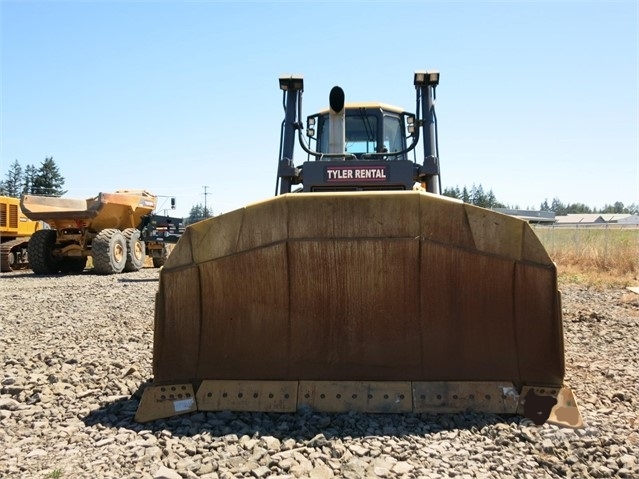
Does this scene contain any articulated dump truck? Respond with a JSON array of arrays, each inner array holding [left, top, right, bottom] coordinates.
[[20, 190, 182, 275], [136, 72, 582, 428]]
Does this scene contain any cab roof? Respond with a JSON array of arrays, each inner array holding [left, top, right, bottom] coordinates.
[[316, 102, 408, 115]]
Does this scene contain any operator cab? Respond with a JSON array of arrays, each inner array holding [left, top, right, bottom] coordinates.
[[306, 103, 413, 161], [276, 73, 440, 195]]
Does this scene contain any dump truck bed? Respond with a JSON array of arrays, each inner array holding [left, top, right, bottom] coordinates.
[[21, 191, 156, 231]]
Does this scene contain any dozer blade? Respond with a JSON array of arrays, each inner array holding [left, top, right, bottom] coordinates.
[[136, 191, 582, 426]]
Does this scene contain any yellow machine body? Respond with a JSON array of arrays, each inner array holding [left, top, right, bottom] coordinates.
[[0, 195, 41, 271], [20, 190, 161, 275], [20, 190, 156, 231], [136, 72, 581, 427]]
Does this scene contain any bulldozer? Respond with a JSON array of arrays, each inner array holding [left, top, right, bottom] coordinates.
[[136, 71, 582, 428], [0, 195, 42, 272], [20, 190, 184, 275]]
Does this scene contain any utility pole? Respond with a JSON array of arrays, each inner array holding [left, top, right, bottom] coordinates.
[[203, 186, 210, 217]]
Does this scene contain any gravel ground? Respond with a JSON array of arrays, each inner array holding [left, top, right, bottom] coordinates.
[[1, 268, 637, 479]]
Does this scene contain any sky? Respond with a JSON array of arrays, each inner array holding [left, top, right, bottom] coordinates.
[[1, 0, 637, 218]]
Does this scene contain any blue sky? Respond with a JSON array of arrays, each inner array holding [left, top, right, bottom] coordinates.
[[1, 0, 637, 217]]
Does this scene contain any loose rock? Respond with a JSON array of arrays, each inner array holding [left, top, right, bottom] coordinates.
[[0, 270, 637, 478]]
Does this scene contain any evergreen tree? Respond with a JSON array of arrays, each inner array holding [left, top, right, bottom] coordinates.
[[491, 190, 506, 208], [566, 202, 592, 214], [442, 186, 461, 199], [22, 164, 37, 194], [626, 203, 639, 215], [550, 198, 566, 215], [540, 199, 551, 211], [470, 184, 484, 207], [31, 157, 66, 196], [600, 201, 625, 214], [461, 186, 470, 204], [443, 184, 506, 208], [1, 160, 23, 197], [187, 203, 213, 224]]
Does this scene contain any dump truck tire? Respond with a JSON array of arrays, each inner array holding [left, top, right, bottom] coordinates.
[[152, 244, 169, 268], [92, 228, 127, 274], [59, 257, 87, 274], [28, 230, 60, 275], [123, 228, 145, 272]]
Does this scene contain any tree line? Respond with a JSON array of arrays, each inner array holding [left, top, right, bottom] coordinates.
[[442, 184, 506, 209], [443, 184, 639, 215], [0, 158, 66, 197], [538, 198, 638, 216], [2, 159, 636, 217]]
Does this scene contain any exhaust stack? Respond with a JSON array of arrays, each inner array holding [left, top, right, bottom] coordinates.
[[328, 86, 346, 156]]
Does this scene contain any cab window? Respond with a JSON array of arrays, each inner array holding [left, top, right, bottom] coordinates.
[[317, 113, 378, 156], [383, 115, 403, 155]]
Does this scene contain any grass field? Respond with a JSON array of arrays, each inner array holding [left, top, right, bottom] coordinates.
[[533, 225, 639, 287]]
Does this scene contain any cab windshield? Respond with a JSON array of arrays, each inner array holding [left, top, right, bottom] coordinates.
[[315, 109, 405, 159]]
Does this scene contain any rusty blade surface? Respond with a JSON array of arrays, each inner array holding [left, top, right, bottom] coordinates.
[[152, 191, 563, 390]]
